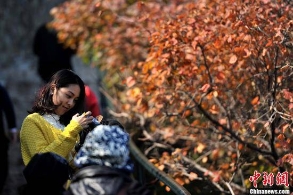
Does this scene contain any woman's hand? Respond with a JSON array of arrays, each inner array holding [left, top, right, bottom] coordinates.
[[72, 111, 94, 129]]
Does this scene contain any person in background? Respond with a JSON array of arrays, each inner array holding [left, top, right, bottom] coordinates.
[[19, 152, 69, 195], [20, 69, 95, 171], [0, 83, 18, 193], [84, 85, 101, 117], [33, 23, 76, 82], [64, 120, 152, 195]]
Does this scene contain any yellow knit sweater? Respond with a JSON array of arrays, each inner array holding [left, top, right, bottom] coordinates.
[[20, 113, 83, 166]]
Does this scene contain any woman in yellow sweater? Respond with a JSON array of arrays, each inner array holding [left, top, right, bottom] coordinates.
[[20, 69, 95, 168]]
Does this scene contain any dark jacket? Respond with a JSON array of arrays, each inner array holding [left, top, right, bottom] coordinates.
[[0, 84, 16, 192], [19, 152, 69, 195], [0, 84, 16, 142], [33, 24, 76, 82], [19, 183, 66, 195], [65, 165, 152, 195]]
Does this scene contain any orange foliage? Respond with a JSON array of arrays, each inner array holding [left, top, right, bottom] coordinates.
[[50, 0, 293, 193]]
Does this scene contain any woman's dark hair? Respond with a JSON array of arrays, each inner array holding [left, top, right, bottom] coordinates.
[[29, 69, 85, 125]]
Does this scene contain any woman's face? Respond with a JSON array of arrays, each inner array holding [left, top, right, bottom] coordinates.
[[52, 84, 81, 115]]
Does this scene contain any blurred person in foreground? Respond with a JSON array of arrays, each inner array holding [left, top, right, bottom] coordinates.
[[0, 83, 18, 194], [64, 120, 152, 195], [19, 152, 69, 195]]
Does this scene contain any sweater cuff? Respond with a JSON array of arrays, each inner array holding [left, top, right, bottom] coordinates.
[[64, 120, 83, 137]]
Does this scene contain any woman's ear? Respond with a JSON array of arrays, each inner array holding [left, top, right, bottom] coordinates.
[[50, 84, 56, 94]]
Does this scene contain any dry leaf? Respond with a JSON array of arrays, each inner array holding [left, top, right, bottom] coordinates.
[[229, 54, 237, 64]]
